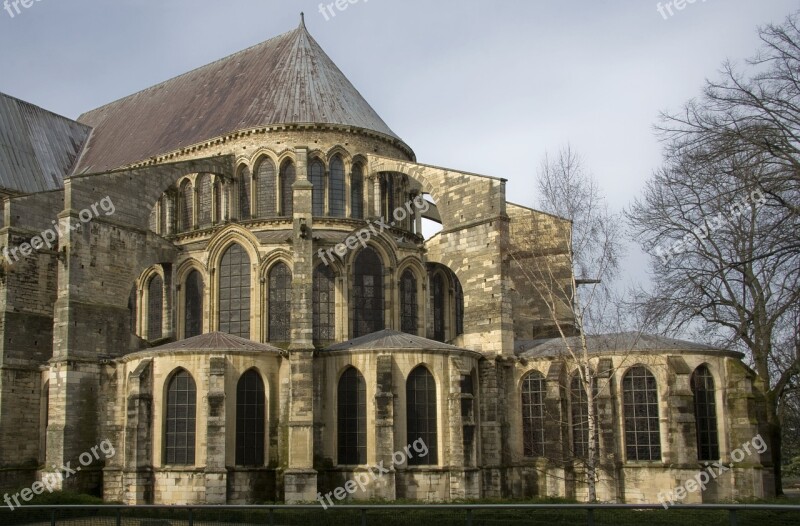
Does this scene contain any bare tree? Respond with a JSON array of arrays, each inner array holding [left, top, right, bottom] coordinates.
[[506, 145, 626, 502], [628, 12, 800, 496]]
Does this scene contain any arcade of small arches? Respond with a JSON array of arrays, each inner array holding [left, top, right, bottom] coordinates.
[[146, 149, 429, 238]]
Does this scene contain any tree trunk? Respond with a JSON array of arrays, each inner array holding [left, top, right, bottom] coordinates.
[[767, 400, 784, 496]]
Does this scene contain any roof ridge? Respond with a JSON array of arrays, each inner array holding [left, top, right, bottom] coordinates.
[[77, 27, 300, 122]]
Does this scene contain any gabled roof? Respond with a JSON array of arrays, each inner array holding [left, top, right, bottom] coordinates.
[[326, 329, 469, 352], [516, 332, 742, 359], [150, 332, 284, 354], [0, 92, 91, 194], [74, 18, 406, 174]]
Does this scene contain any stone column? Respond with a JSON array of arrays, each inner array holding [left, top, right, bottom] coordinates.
[[374, 354, 396, 499], [164, 190, 176, 236], [448, 357, 466, 500], [122, 359, 153, 504], [284, 147, 318, 503], [205, 357, 227, 503]]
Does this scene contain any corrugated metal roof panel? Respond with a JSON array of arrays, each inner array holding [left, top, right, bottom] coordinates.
[[75, 20, 405, 175], [0, 93, 91, 194]]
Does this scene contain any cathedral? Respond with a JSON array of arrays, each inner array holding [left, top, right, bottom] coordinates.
[[0, 17, 773, 505]]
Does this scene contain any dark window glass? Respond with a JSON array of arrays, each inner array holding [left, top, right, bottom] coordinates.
[[353, 248, 384, 337], [380, 174, 395, 222], [184, 270, 204, 338], [180, 181, 193, 232], [236, 370, 265, 466], [351, 163, 364, 219], [197, 174, 212, 228], [268, 263, 292, 343], [214, 181, 222, 223], [147, 275, 163, 341], [400, 270, 418, 334], [432, 273, 446, 342], [219, 244, 251, 339], [407, 366, 438, 465], [280, 161, 296, 217], [310, 160, 325, 216], [692, 365, 720, 461], [623, 366, 661, 461], [337, 367, 367, 465], [165, 369, 196, 465], [455, 278, 464, 337], [313, 265, 336, 346], [256, 158, 277, 218], [128, 285, 137, 335], [329, 156, 346, 218], [571, 373, 599, 458], [522, 372, 546, 457], [239, 167, 251, 220]]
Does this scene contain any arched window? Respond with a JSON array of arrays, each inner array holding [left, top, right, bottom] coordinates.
[[310, 159, 326, 216], [268, 263, 292, 343], [432, 273, 446, 342], [455, 278, 464, 337], [692, 365, 719, 461], [219, 244, 251, 339], [351, 162, 364, 219], [165, 369, 196, 465], [196, 174, 212, 228], [147, 274, 163, 341], [353, 248, 384, 337], [238, 166, 251, 220], [313, 265, 336, 346], [184, 270, 204, 339], [407, 366, 438, 465], [179, 180, 193, 231], [329, 155, 346, 218], [521, 371, 546, 457], [280, 160, 296, 217], [571, 373, 598, 458], [337, 367, 366, 465], [623, 366, 661, 461], [255, 157, 277, 218], [236, 370, 265, 466], [400, 270, 418, 334]]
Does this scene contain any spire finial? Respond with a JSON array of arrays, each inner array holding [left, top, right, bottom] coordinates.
[[300, 12, 305, 27]]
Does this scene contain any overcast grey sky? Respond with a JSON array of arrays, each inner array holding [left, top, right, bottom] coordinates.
[[1, 0, 796, 289]]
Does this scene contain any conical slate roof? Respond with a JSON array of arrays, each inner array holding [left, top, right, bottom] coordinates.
[[74, 17, 405, 174], [326, 329, 469, 352], [150, 332, 284, 354]]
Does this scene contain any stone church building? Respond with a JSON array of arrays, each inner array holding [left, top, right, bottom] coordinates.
[[0, 17, 773, 504]]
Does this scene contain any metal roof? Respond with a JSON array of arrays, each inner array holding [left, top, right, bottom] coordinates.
[[326, 329, 469, 352], [74, 18, 405, 175], [150, 332, 284, 353], [0, 92, 91, 194], [515, 332, 742, 359]]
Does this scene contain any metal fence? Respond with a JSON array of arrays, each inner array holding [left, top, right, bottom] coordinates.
[[1, 504, 800, 526]]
